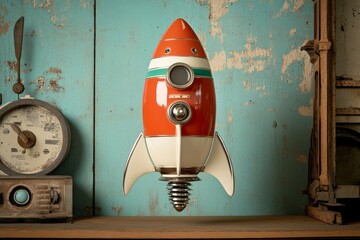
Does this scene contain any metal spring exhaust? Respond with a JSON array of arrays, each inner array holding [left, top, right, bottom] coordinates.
[[160, 177, 199, 212], [167, 181, 191, 212]]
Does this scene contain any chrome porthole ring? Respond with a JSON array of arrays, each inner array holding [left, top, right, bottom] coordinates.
[[166, 63, 194, 89]]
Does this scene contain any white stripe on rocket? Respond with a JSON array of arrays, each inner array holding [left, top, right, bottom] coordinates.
[[148, 56, 211, 70]]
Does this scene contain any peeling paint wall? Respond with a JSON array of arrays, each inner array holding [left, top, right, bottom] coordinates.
[[0, 0, 313, 217], [95, 0, 313, 216]]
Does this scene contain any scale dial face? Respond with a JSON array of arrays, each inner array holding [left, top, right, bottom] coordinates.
[[0, 98, 70, 175]]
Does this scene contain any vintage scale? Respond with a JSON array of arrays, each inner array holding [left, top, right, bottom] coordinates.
[[0, 17, 72, 222]]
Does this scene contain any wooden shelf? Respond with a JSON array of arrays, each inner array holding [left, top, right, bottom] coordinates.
[[0, 216, 360, 239], [336, 79, 360, 88], [336, 107, 360, 116]]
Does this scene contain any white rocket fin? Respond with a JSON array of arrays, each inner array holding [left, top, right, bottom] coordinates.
[[204, 132, 234, 196], [123, 133, 155, 195]]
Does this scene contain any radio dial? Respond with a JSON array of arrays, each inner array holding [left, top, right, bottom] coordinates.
[[12, 187, 30, 206]]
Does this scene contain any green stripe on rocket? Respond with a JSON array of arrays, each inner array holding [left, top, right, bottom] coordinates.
[[146, 68, 212, 78]]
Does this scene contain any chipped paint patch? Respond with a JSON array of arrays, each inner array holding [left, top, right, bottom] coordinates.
[[51, 15, 57, 23], [197, 0, 239, 43], [298, 97, 313, 117], [0, 3, 9, 36], [274, 0, 304, 18], [149, 192, 159, 215], [23, 0, 67, 28], [282, 45, 312, 93], [35, 76, 46, 90], [5, 61, 32, 83], [289, 28, 297, 36], [228, 111, 233, 123], [5, 76, 13, 83], [299, 54, 312, 93], [112, 206, 123, 216], [227, 35, 272, 73], [243, 80, 251, 90], [273, 0, 290, 18], [46, 67, 62, 75], [248, 0, 253, 10], [49, 78, 64, 92], [281, 48, 303, 74], [255, 85, 265, 91], [292, 0, 304, 12], [31, 67, 64, 92], [210, 35, 272, 73], [7, 61, 18, 71], [80, 0, 91, 8], [28, 0, 53, 11], [209, 50, 227, 72], [256, 85, 269, 96], [50, 15, 66, 28], [243, 100, 255, 106]]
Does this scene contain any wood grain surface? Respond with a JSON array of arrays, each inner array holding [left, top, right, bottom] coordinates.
[[0, 216, 360, 239]]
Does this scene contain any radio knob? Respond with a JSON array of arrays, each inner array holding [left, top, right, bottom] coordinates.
[[13, 188, 30, 206], [50, 188, 60, 204]]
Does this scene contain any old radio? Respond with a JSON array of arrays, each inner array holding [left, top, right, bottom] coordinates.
[[0, 176, 72, 222]]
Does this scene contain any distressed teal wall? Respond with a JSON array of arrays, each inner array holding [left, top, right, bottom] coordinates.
[[0, 0, 313, 216]]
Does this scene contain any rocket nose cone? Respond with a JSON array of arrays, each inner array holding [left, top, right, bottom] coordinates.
[[161, 18, 199, 41], [151, 18, 207, 58]]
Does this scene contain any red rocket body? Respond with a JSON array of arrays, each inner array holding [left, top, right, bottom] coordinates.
[[143, 18, 215, 137], [123, 19, 234, 211]]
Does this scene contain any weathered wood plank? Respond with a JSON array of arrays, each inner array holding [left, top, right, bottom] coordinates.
[[0, 216, 360, 239]]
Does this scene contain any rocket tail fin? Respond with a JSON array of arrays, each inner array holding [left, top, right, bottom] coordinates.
[[123, 133, 155, 195], [204, 132, 234, 196]]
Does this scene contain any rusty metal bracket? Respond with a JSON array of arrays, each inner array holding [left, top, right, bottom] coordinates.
[[301, 40, 319, 63], [306, 205, 342, 224]]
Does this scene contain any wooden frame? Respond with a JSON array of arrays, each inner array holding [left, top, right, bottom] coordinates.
[[304, 0, 360, 224]]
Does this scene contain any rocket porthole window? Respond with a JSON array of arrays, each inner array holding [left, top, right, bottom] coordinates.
[[166, 63, 194, 89], [191, 48, 197, 54], [165, 47, 171, 54]]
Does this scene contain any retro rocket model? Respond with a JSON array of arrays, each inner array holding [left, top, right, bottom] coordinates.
[[123, 18, 234, 212]]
